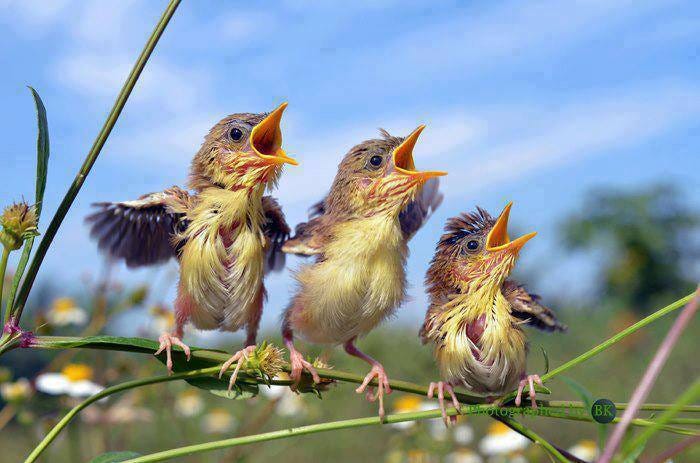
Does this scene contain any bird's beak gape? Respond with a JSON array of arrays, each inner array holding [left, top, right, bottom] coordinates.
[[392, 125, 447, 182], [250, 102, 299, 166], [486, 202, 537, 253]]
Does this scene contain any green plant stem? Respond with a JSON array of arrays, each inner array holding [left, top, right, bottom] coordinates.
[[541, 292, 694, 383], [9, 0, 182, 324], [29, 336, 700, 416], [542, 409, 698, 436], [0, 247, 9, 318], [623, 378, 700, 455], [119, 407, 568, 463], [24, 367, 220, 463], [544, 401, 700, 413]]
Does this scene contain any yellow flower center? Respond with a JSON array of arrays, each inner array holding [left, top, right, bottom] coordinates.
[[487, 421, 511, 435], [578, 439, 597, 450], [394, 395, 422, 412], [61, 364, 93, 382], [53, 298, 78, 313]]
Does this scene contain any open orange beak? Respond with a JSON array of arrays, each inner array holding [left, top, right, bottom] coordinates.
[[250, 102, 298, 166], [486, 202, 537, 253], [392, 125, 447, 181]]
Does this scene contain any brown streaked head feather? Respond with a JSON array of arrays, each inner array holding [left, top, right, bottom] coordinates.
[[189, 105, 295, 192]]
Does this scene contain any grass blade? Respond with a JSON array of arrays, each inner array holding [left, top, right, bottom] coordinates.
[[3, 88, 50, 322]]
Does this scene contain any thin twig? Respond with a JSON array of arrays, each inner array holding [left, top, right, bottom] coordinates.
[[599, 287, 699, 463]]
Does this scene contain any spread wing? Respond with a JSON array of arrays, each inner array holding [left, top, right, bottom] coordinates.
[[86, 186, 193, 268], [399, 177, 443, 240], [283, 178, 443, 256], [503, 280, 567, 332], [262, 196, 291, 272]]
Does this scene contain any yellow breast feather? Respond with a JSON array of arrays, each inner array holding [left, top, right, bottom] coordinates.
[[294, 215, 407, 344], [179, 187, 266, 330], [429, 287, 527, 394]]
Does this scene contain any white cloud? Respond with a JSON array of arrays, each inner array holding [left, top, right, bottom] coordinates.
[[442, 85, 700, 195], [0, 0, 72, 28], [55, 52, 212, 113]]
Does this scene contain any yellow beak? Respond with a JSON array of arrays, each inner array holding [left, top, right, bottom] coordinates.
[[392, 125, 447, 181], [250, 102, 298, 166], [486, 202, 537, 252]]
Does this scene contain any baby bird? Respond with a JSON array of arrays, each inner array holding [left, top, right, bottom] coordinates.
[[420, 203, 566, 424], [87, 104, 297, 387], [282, 126, 445, 418]]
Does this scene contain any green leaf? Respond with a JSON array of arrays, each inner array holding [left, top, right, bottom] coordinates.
[[186, 376, 259, 400], [3, 88, 50, 319], [33, 335, 258, 399], [89, 451, 141, 463], [27, 86, 50, 217]]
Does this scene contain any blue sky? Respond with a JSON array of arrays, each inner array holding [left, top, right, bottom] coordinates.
[[1, 1, 698, 340]]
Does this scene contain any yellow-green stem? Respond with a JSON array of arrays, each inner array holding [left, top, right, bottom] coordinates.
[[119, 408, 569, 463], [24, 367, 221, 463], [0, 247, 9, 319], [542, 292, 694, 382]]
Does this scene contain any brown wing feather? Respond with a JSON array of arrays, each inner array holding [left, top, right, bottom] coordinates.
[[86, 186, 193, 268], [503, 280, 567, 332], [261, 196, 291, 273]]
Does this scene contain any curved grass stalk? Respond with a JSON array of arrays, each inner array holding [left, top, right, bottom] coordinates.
[[542, 292, 695, 382], [118, 408, 569, 463], [24, 367, 220, 463], [9, 0, 182, 323]]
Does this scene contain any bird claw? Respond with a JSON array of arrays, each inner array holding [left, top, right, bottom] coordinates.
[[428, 381, 460, 427], [154, 333, 191, 375], [288, 347, 321, 388], [515, 374, 544, 408], [356, 363, 392, 420], [218, 345, 256, 393]]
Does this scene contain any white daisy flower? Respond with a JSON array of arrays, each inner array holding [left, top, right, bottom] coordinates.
[[35, 364, 103, 397], [174, 389, 205, 417], [445, 449, 483, 463], [479, 422, 529, 456], [0, 378, 32, 403], [260, 381, 307, 417], [567, 439, 598, 461], [46, 298, 88, 326], [453, 422, 475, 445], [259, 383, 287, 400], [202, 408, 236, 434]]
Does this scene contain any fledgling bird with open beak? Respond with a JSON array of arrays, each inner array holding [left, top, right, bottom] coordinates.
[[420, 203, 566, 424], [87, 104, 297, 387], [281, 126, 446, 418]]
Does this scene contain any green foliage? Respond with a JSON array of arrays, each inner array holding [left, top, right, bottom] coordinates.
[[562, 184, 698, 313]]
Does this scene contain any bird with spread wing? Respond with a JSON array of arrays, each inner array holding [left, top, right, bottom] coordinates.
[[420, 203, 567, 425], [87, 103, 297, 387], [281, 126, 445, 418]]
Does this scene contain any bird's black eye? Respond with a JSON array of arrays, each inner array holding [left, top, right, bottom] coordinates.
[[369, 155, 383, 168], [230, 127, 244, 142], [466, 240, 480, 251]]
